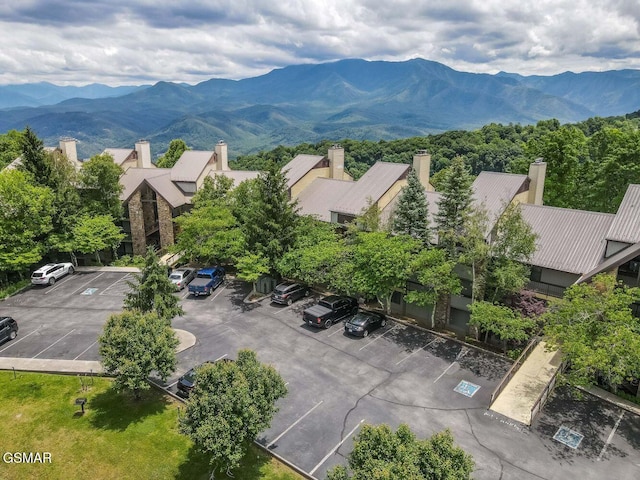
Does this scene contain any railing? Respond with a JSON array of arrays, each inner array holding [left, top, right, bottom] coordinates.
[[489, 335, 542, 405], [530, 360, 567, 425], [145, 221, 160, 235], [527, 281, 566, 298]]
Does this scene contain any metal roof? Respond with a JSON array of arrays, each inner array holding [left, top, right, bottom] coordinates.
[[170, 150, 215, 182], [103, 148, 134, 166], [282, 154, 325, 188], [577, 241, 640, 284], [331, 162, 410, 216], [296, 178, 354, 221], [120, 168, 170, 203], [520, 204, 615, 274], [472, 172, 529, 235], [606, 184, 640, 244], [145, 173, 189, 209], [209, 170, 261, 185]]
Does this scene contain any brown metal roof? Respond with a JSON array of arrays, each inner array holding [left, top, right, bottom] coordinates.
[[120, 168, 188, 209], [120, 168, 168, 202], [606, 184, 640, 244], [331, 162, 410, 216], [297, 178, 354, 221], [282, 154, 325, 188], [472, 172, 529, 235], [577, 241, 640, 284], [520, 204, 615, 274], [104, 148, 134, 166], [145, 174, 189, 209], [170, 150, 214, 182]]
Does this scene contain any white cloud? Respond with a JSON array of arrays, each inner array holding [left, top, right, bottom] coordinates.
[[0, 0, 638, 85]]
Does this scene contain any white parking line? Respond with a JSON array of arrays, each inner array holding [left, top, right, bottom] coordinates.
[[267, 400, 324, 448], [44, 273, 76, 295], [273, 303, 297, 315], [181, 290, 190, 299], [214, 353, 228, 361], [309, 419, 365, 475], [395, 338, 438, 365], [597, 411, 624, 461], [327, 326, 345, 337], [32, 329, 76, 359], [99, 273, 131, 295], [0, 327, 42, 353], [166, 380, 180, 389], [69, 272, 106, 296], [209, 285, 226, 302], [433, 347, 468, 383], [73, 340, 98, 360], [359, 325, 398, 351]]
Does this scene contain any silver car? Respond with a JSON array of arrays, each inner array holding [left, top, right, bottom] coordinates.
[[31, 263, 75, 286], [169, 268, 196, 290]]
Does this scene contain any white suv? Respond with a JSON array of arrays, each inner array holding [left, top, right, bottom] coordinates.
[[31, 263, 75, 286]]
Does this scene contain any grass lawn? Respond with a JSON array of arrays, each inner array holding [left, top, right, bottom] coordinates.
[[0, 371, 303, 480]]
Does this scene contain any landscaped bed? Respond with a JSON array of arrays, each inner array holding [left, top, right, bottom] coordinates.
[[0, 371, 302, 480]]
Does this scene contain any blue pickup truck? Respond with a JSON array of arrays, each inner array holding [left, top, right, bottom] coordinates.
[[187, 267, 225, 296]]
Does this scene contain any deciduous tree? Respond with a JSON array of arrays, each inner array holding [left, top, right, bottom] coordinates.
[[78, 153, 124, 218], [156, 138, 189, 168], [236, 252, 270, 294], [99, 310, 178, 399], [72, 215, 125, 265], [469, 301, 536, 351]]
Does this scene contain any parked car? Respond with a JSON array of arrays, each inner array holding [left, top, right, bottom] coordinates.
[[169, 268, 196, 290], [344, 310, 387, 337], [303, 295, 358, 329], [31, 262, 74, 286], [0, 317, 18, 344], [271, 282, 310, 305], [177, 358, 233, 396], [188, 267, 225, 296]]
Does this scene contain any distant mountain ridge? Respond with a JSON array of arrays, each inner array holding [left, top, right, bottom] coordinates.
[[1, 58, 639, 158]]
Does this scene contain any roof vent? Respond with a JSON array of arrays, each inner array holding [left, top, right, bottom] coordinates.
[[416, 149, 429, 155], [217, 139, 226, 144], [534, 157, 543, 164]]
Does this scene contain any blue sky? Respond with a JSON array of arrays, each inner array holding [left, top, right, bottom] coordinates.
[[1, 0, 639, 85]]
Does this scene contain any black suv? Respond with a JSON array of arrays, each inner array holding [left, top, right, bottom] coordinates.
[[271, 282, 310, 305], [0, 317, 18, 344]]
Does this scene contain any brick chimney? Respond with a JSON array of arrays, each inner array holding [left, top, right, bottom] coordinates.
[[328, 144, 344, 180], [135, 140, 152, 169], [528, 158, 547, 205], [413, 150, 433, 191], [59, 137, 78, 164], [215, 140, 228, 170]]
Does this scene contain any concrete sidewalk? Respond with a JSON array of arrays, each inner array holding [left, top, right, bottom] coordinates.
[[490, 341, 562, 425], [0, 328, 196, 375]]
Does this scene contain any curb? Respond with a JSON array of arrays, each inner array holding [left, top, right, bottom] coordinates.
[[579, 385, 640, 417]]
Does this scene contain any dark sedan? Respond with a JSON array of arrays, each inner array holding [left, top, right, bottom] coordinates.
[[177, 358, 233, 396], [271, 282, 310, 305], [344, 311, 387, 337]]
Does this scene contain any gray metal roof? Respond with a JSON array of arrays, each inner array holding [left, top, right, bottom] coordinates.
[[520, 204, 615, 274], [120, 168, 188, 209], [297, 178, 353, 221], [577, 241, 640, 284], [104, 148, 134, 166], [170, 150, 214, 182], [606, 184, 640, 244], [209, 170, 261, 185], [331, 162, 410, 216], [146, 173, 189, 209], [472, 172, 529, 235], [120, 168, 171, 202], [282, 154, 325, 188]]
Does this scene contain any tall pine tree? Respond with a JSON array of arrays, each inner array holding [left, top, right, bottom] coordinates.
[[434, 156, 474, 259], [391, 169, 431, 245], [18, 126, 52, 185]]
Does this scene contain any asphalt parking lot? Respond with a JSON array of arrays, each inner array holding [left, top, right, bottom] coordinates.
[[1, 270, 638, 479]]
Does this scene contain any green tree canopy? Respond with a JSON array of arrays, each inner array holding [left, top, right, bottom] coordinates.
[[18, 126, 51, 184], [469, 301, 536, 352], [179, 349, 287, 475], [543, 274, 640, 389], [327, 424, 474, 480], [235, 252, 270, 293], [72, 215, 125, 265], [0, 129, 24, 170], [391, 169, 431, 245], [99, 310, 179, 399], [192, 174, 235, 208], [124, 247, 184, 324], [78, 152, 124, 218], [156, 138, 190, 168]]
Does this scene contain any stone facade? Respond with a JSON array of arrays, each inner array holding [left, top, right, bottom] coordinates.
[[128, 190, 147, 256], [157, 195, 175, 249]]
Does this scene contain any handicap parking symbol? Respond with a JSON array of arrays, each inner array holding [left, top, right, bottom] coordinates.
[[553, 426, 583, 449], [454, 380, 480, 398], [81, 288, 98, 295]]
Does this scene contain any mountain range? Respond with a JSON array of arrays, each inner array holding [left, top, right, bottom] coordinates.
[[1, 58, 639, 159]]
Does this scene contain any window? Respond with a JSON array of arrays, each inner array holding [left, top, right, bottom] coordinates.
[[530, 266, 542, 282]]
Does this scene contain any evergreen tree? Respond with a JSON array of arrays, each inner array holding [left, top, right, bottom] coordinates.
[[391, 169, 431, 245], [18, 126, 52, 184], [434, 156, 474, 259], [124, 247, 184, 324], [242, 161, 298, 271]]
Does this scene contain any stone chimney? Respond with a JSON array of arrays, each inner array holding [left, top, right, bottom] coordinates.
[[528, 158, 547, 205], [413, 150, 433, 191], [59, 137, 78, 164], [215, 140, 228, 171], [328, 144, 344, 180], [135, 140, 152, 169]]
